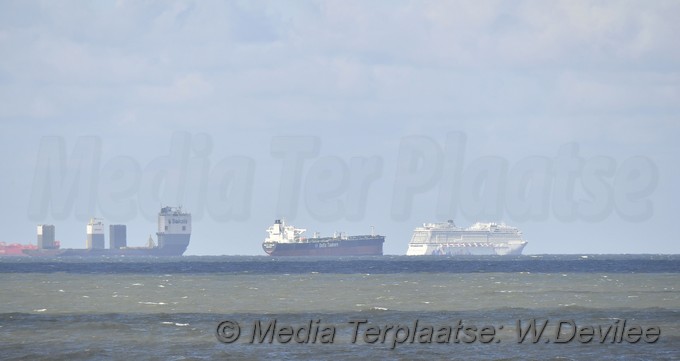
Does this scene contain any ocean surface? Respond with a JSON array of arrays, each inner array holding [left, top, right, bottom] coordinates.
[[0, 255, 678, 360]]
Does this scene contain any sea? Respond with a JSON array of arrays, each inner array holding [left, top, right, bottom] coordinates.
[[0, 255, 678, 360]]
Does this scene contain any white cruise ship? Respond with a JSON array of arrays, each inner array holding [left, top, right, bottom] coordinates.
[[406, 220, 527, 256]]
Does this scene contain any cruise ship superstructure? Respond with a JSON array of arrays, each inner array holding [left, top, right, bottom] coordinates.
[[406, 220, 527, 256]]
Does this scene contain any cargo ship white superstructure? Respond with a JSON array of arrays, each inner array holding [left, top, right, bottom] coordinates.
[[406, 220, 527, 256], [20, 206, 191, 257]]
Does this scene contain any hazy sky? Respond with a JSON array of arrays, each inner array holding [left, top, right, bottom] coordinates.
[[1, 1, 678, 255]]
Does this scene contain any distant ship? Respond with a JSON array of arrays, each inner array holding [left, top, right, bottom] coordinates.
[[406, 220, 527, 256], [16, 206, 191, 257], [262, 219, 384, 256], [0, 242, 40, 256]]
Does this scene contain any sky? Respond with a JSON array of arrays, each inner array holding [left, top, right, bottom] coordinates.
[[1, 0, 678, 255]]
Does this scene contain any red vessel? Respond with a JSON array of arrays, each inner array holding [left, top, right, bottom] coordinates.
[[0, 242, 38, 256], [0, 241, 62, 256]]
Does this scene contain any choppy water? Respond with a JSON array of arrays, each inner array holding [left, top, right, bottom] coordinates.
[[1, 255, 678, 360]]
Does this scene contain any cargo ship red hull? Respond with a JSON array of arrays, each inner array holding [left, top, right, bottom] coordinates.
[[263, 236, 384, 256], [0, 242, 38, 256]]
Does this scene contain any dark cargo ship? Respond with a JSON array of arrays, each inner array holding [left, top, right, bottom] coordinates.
[[22, 206, 191, 257], [262, 219, 384, 256]]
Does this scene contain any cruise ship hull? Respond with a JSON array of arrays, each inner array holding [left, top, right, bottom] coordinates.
[[263, 237, 384, 257], [406, 240, 527, 256]]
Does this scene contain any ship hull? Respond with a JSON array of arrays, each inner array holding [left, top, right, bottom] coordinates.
[[22, 246, 188, 257], [407, 241, 527, 256], [0, 244, 38, 256], [263, 237, 384, 257]]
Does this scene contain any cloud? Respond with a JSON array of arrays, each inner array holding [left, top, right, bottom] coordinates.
[[0, 1, 679, 254], [0, 1, 678, 141], [136, 73, 213, 103]]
